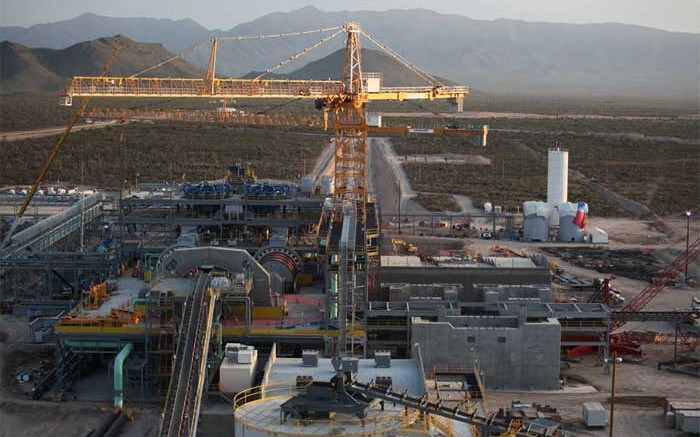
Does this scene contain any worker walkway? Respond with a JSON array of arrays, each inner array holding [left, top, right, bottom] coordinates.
[[159, 273, 218, 437]]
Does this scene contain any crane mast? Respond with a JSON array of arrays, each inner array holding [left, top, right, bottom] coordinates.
[[333, 22, 368, 212]]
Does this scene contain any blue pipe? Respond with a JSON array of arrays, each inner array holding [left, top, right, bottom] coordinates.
[[114, 343, 133, 409], [64, 340, 124, 350], [130, 298, 156, 310]]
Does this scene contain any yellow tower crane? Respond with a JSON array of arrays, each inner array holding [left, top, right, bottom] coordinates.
[[58, 22, 476, 216]]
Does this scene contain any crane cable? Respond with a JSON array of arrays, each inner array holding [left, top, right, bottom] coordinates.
[[217, 26, 342, 41], [359, 29, 442, 87], [130, 40, 210, 78], [129, 25, 344, 79], [254, 28, 345, 80], [1, 43, 124, 250]]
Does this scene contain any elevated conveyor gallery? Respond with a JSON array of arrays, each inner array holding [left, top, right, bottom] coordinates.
[[159, 272, 218, 437]]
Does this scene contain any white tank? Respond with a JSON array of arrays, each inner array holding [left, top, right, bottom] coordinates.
[[547, 149, 568, 206], [523, 201, 551, 242], [559, 202, 586, 242], [484, 202, 493, 213]]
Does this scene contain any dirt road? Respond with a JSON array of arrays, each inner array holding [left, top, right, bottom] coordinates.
[[486, 351, 700, 436], [0, 121, 116, 142], [368, 137, 426, 216]]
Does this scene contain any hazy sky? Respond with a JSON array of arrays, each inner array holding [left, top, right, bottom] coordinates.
[[1, 0, 698, 33]]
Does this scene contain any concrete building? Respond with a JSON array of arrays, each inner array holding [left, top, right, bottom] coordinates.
[[412, 312, 561, 390]]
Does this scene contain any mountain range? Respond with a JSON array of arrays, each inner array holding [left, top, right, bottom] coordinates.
[[0, 36, 203, 93], [244, 47, 436, 87], [1, 7, 698, 97]]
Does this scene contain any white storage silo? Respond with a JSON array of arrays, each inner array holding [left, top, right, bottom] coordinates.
[[559, 202, 586, 242], [547, 149, 568, 206], [522, 201, 551, 242], [484, 202, 493, 213]]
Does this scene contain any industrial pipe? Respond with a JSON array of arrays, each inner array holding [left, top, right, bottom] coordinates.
[[114, 342, 133, 409], [63, 340, 125, 351], [129, 298, 156, 311], [102, 410, 129, 437]]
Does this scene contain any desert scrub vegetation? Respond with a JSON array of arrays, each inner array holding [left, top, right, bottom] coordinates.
[[389, 116, 700, 140], [502, 131, 700, 216], [0, 93, 73, 131], [374, 93, 699, 118], [0, 123, 327, 188], [397, 132, 626, 216]]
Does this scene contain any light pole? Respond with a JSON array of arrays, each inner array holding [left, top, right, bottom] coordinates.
[[604, 352, 623, 437], [397, 181, 402, 235], [686, 211, 692, 280]]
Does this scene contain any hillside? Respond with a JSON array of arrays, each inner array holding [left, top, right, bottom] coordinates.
[[0, 35, 204, 93], [1, 8, 698, 97], [0, 41, 64, 92], [0, 13, 211, 52], [245, 48, 435, 87]]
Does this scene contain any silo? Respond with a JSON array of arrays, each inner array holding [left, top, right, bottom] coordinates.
[[522, 201, 551, 242], [547, 148, 568, 206], [559, 202, 586, 242], [484, 202, 493, 213]]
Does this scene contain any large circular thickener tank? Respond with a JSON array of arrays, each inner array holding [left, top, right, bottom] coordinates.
[[234, 384, 418, 437]]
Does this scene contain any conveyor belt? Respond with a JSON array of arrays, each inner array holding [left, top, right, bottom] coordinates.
[[348, 380, 574, 437], [159, 273, 217, 437]]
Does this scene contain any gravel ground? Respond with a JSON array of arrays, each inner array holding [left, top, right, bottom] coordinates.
[[486, 350, 699, 436]]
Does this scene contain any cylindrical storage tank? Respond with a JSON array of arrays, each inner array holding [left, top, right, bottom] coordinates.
[[234, 384, 412, 437], [522, 201, 551, 242], [301, 176, 315, 194], [547, 149, 568, 206], [484, 202, 493, 213], [320, 175, 334, 195], [559, 202, 586, 242]]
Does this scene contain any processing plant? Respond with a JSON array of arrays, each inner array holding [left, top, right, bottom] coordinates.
[[1, 20, 699, 437]]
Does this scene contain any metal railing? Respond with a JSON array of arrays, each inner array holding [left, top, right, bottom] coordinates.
[[66, 77, 345, 98], [233, 383, 420, 437]]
